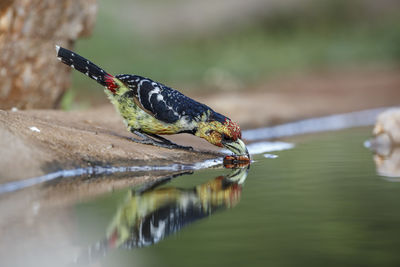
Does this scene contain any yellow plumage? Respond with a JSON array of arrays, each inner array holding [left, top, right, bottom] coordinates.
[[105, 78, 183, 135]]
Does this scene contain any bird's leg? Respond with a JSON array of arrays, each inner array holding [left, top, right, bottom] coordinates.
[[130, 130, 170, 148], [146, 133, 193, 151], [130, 130, 193, 151]]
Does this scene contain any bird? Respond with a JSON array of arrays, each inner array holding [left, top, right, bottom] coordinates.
[[55, 46, 248, 156]]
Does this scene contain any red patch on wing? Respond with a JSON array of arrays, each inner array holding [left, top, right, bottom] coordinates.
[[104, 74, 118, 94], [225, 120, 242, 140]]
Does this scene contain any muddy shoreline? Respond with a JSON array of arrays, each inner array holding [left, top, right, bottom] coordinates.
[[0, 107, 222, 184]]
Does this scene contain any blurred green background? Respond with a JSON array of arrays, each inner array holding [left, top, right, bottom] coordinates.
[[64, 0, 400, 109]]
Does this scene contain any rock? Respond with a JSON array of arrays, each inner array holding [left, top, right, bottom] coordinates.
[[0, 0, 97, 109], [373, 108, 400, 145], [369, 108, 400, 178]]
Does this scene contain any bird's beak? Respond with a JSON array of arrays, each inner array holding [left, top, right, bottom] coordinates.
[[222, 138, 249, 156]]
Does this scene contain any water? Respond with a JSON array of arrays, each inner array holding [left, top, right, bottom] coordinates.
[[2, 128, 400, 267]]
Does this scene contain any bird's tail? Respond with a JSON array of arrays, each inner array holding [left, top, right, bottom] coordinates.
[[56, 45, 118, 94]]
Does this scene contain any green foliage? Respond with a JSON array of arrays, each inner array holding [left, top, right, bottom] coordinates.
[[60, 89, 90, 110], [60, 90, 74, 111], [67, 0, 400, 100]]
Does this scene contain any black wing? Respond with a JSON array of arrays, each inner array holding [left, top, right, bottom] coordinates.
[[116, 74, 212, 124]]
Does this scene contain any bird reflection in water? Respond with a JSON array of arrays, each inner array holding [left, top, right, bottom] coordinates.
[[78, 166, 249, 264]]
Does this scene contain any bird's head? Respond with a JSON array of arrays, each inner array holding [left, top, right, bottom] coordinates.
[[195, 114, 248, 156]]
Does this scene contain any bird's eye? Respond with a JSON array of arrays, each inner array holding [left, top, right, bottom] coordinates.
[[222, 134, 230, 142]]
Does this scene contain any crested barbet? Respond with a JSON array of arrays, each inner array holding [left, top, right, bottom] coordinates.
[[56, 46, 248, 156]]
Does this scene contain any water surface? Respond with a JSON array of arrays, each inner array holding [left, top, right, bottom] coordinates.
[[76, 128, 400, 267], [2, 128, 400, 267]]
